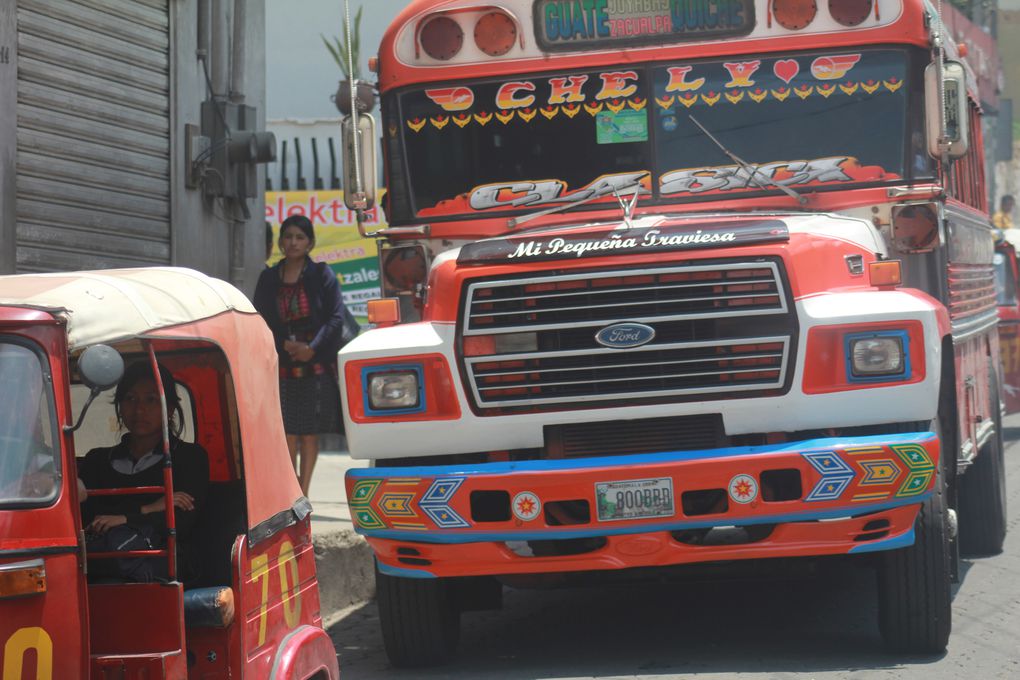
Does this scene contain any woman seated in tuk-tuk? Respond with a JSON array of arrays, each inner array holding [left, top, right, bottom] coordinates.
[[78, 361, 210, 584]]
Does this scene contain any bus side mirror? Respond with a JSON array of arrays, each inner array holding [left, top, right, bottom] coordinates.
[[925, 60, 969, 160], [341, 112, 377, 211]]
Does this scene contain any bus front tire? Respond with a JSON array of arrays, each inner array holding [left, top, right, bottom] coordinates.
[[877, 471, 952, 654]]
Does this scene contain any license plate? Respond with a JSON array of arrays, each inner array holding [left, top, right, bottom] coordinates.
[[595, 477, 675, 522]]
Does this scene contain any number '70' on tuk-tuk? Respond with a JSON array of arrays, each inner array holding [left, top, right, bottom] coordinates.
[[0, 268, 339, 680]]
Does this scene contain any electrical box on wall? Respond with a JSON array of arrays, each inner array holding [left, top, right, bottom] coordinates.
[[196, 101, 276, 201]]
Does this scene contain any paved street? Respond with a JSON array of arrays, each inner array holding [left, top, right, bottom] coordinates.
[[327, 416, 1020, 679]]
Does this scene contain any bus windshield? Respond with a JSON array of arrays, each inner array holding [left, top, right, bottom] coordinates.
[[0, 341, 59, 506], [394, 48, 919, 222]]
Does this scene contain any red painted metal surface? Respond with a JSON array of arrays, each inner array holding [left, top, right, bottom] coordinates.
[[238, 518, 334, 678], [0, 320, 89, 680]]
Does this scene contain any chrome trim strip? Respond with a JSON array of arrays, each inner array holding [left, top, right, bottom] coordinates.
[[470, 276, 778, 305], [474, 291, 782, 318], [467, 337, 790, 407], [476, 366, 783, 391], [951, 310, 999, 344], [463, 262, 788, 335], [974, 418, 995, 450], [466, 335, 789, 364], [0, 558, 44, 572], [472, 350, 784, 378]]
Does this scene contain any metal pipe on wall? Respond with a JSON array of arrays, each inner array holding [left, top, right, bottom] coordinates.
[[230, 0, 246, 103], [196, 0, 210, 60], [210, 0, 230, 97]]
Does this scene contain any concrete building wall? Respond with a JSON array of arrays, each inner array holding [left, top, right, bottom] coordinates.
[[1, 0, 268, 297]]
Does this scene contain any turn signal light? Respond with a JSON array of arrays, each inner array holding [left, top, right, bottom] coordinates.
[[828, 0, 872, 26], [420, 15, 464, 61], [869, 260, 902, 288], [773, 0, 818, 30], [0, 561, 46, 600], [474, 10, 517, 57], [367, 298, 401, 326]]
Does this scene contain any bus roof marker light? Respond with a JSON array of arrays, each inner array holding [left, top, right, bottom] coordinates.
[[420, 15, 464, 61], [475, 11, 517, 57], [772, 0, 818, 30], [829, 0, 873, 27]]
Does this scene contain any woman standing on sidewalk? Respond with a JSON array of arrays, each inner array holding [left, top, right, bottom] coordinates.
[[254, 215, 352, 497]]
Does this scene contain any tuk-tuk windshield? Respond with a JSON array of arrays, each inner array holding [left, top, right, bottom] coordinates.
[[0, 340, 59, 506]]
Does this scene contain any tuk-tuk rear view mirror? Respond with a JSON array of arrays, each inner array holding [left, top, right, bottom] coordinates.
[[79, 344, 124, 391], [924, 60, 969, 160], [65, 345, 123, 433]]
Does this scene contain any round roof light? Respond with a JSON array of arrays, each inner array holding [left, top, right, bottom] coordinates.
[[475, 11, 517, 57], [773, 0, 818, 30], [420, 15, 464, 61], [829, 0, 872, 27]]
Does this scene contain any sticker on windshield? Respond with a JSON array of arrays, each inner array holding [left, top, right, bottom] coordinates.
[[596, 109, 648, 144], [418, 171, 651, 217], [811, 54, 861, 80], [659, 156, 899, 196]]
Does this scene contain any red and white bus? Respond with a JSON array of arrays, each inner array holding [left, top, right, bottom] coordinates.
[[339, 0, 1006, 665]]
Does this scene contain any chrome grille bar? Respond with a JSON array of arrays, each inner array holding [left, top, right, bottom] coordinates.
[[465, 337, 790, 407], [463, 262, 788, 335]]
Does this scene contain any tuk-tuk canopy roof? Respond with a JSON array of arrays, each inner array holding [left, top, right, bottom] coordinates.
[[0, 267, 256, 350], [0, 267, 307, 539]]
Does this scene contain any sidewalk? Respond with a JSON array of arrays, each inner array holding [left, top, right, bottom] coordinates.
[[307, 442, 375, 620], [308, 445, 369, 536]]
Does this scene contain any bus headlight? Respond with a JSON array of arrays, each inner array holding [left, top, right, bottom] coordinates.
[[848, 334, 906, 378], [368, 369, 421, 410]]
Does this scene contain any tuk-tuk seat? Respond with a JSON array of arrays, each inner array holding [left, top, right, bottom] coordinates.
[[183, 586, 235, 628]]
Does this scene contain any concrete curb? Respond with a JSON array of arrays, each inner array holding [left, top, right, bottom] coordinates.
[[313, 529, 375, 617]]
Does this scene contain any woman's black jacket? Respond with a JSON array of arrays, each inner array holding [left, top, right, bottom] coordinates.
[[253, 257, 347, 366]]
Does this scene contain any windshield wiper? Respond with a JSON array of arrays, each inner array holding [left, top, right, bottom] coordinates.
[[688, 115, 807, 206], [507, 172, 650, 230]]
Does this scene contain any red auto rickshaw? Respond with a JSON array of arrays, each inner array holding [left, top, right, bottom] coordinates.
[[0, 268, 339, 679], [995, 231, 1020, 415]]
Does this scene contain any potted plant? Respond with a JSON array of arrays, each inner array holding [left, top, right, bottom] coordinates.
[[322, 5, 376, 114]]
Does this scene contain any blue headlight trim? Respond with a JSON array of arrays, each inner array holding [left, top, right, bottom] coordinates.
[[362, 364, 426, 416], [844, 330, 910, 383]]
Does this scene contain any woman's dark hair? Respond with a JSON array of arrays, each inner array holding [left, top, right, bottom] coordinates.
[[280, 214, 315, 246], [114, 361, 185, 437]]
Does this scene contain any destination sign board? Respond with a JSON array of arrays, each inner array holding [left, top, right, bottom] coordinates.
[[534, 0, 756, 51]]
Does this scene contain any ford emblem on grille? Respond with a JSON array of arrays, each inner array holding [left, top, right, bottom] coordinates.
[[595, 322, 656, 349]]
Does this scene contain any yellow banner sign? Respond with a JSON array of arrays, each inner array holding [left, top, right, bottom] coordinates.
[[265, 190, 386, 321]]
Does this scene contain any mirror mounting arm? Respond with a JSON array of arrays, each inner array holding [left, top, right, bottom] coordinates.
[[64, 388, 101, 433]]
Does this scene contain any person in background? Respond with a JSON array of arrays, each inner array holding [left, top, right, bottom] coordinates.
[[78, 362, 209, 584], [993, 195, 1015, 229], [253, 215, 346, 497]]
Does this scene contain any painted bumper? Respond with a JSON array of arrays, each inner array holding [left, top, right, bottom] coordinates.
[[346, 432, 938, 579]]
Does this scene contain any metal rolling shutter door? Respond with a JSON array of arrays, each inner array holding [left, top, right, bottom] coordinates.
[[15, 0, 170, 272]]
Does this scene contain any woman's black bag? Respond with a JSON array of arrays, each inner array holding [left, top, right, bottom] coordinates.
[[341, 304, 361, 346], [86, 523, 167, 583]]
